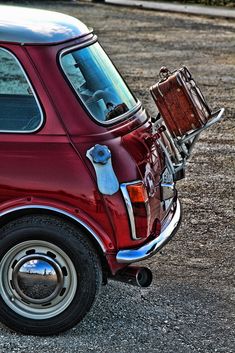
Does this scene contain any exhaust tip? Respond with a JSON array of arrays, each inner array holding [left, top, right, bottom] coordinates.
[[111, 266, 153, 287], [136, 267, 152, 287]]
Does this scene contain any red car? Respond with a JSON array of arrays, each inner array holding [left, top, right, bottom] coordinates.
[[0, 5, 223, 335]]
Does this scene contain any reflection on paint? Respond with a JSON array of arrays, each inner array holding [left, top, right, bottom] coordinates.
[[0, 6, 89, 43]]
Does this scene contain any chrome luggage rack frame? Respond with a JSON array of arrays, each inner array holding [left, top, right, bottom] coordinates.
[[155, 108, 225, 178]]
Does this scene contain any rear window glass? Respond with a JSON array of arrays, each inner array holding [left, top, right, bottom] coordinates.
[[60, 42, 137, 123]]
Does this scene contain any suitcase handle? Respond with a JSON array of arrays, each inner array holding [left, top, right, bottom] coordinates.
[[159, 66, 191, 81], [159, 66, 172, 80], [156, 67, 172, 97]]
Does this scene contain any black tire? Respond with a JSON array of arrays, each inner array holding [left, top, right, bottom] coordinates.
[[0, 215, 102, 335]]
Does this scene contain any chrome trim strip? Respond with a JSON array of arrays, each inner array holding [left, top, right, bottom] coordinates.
[[120, 181, 143, 240], [0, 205, 106, 252], [100, 100, 142, 125], [59, 35, 97, 56], [116, 198, 181, 263], [0, 47, 44, 134]]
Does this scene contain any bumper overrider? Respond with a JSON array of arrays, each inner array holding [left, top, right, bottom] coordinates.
[[116, 197, 181, 264]]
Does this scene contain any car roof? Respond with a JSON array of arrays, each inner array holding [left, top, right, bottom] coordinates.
[[0, 5, 91, 44]]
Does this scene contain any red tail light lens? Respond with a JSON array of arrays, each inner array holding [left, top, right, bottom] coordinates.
[[126, 183, 150, 239]]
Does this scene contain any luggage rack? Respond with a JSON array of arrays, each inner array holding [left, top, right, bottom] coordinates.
[[156, 108, 225, 178]]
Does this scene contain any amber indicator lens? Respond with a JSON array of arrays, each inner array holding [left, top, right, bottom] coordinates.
[[127, 183, 148, 203]]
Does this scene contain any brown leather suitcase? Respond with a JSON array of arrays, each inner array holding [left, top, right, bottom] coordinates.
[[150, 66, 211, 138]]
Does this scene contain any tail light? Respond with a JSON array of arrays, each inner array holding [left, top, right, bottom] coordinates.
[[121, 182, 150, 240]]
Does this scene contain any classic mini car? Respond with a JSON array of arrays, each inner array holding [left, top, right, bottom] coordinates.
[[0, 6, 224, 335]]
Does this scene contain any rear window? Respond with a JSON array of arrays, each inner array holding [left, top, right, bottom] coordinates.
[[60, 42, 137, 123]]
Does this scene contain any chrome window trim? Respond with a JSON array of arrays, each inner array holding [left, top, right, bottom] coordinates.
[[0, 205, 106, 253], [120, 181, 143, 241], [59, 39, 141, 125], [60, 35, 98, 56], [100, 100, 141, 125], [0, 47, 44, 134]]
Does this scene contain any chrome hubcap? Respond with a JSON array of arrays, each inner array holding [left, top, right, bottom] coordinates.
[[0, 240, 77, 320], [12, 254, 64, 304]]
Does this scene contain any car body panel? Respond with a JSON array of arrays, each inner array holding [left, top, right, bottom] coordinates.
[[0, 6, 180, 276]]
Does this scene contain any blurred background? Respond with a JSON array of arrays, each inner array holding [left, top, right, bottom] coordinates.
[[1, 0, 235, 6]]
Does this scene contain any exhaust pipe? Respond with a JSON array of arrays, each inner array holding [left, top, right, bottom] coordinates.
[[111, 266, 152, 287]]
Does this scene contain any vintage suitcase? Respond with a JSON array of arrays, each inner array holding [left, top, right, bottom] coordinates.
[[150, 66, 211, 138]]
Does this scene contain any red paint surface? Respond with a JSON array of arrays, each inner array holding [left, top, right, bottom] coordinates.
[[0, 35, 170, 274]]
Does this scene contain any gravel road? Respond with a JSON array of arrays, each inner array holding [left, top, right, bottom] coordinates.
[[0, 1, 234, 352]]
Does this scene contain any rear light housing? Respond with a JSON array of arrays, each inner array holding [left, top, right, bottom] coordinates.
[[121, 181, 150, 240]]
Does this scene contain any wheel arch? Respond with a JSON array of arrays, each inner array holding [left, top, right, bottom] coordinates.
[[0, 205, 111, 278]]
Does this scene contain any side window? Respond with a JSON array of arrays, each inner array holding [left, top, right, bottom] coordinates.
[[0, 48, 42, 132]]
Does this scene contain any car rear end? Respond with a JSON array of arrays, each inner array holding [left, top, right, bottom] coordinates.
[[59, 35, 182, 269], [116, 120, 181, 264], [58, 30, 223, 273]]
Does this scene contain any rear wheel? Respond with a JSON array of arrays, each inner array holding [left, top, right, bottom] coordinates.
[[0, 215, 102, 335]]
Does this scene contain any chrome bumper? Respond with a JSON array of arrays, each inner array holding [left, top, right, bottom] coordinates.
[[116, 198, 181, 264]]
